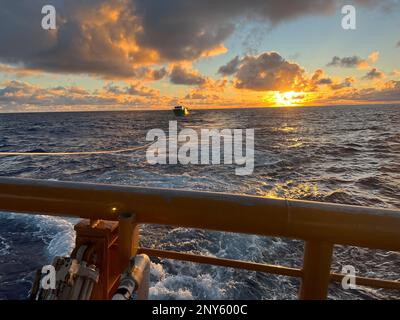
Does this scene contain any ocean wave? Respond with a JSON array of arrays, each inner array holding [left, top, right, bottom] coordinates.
[[1, 106, 399, 300], [149, 262, 225, 300], [0, 235, 11, 256], [322, 190, 355, 204]]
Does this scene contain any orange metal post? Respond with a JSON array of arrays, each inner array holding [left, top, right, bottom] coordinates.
[[118, 213, 139, 273], [299, 241, 333, 300], [74, 220, 119, 299]]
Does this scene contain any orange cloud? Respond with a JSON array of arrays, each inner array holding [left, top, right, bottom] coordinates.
[[0, 64, 41, 77]]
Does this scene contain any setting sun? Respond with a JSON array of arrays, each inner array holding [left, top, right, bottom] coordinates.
[[274, 91, 305, 106]]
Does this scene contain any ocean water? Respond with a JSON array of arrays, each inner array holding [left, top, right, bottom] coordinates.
[[0, 105, 399, 300]]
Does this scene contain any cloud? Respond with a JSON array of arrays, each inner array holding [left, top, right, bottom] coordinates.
[[185, 92, 208, 100], [0, 0, 168, 80], [310, 69, 333, 87], [326, 52, 379, 69], [390, 69, 400, 77], [327, 56, 366, 68], [368, 51, 380, 64], [362, 68, 384, 80], [132, 0, 338, 62], [169, 65, 207, 86], [0, 81, 105, 106], [226, 52, 307, 92], [0, 64, 40, 78], [335, 80, 400, 102], [218, 54, 360, 93], [0, 1, 139, 78], [307, 69, 340, 92], [0, 0, 395, 79], [104, 82, 159, 97], [133, 0, 397, 62], [317, 78, 333, 85], [125, 67, 168, 81], [397, 40, 400, 47], [184, 92, 219, 101], [218, 56, 241, 76], [330, 77, 355, 90], [0, 80, 162, 110]]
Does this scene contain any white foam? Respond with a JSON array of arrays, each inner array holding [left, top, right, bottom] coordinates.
[[0, 212, 77, 258], [34, 215, 77, 257], [149, 267, 225, 300], [0, 235, 11, 256], [47, 223, 76, 257]]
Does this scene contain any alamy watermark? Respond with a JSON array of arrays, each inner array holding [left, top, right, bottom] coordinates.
[[40, 4, 357, 31], [40, 265, 56, 290], [41, 5, 56, 30], [341, 265, 357, 290], [341, 5, 357, 30], [41, 4, 357, 30], [145, 121, 254, 176]]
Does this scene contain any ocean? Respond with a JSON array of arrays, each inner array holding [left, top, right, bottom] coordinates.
[[0, 105, 399, 300]]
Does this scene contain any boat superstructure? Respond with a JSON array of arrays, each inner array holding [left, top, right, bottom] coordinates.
[[173, 105, 189, 116]]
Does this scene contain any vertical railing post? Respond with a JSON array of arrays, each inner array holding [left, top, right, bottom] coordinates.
[[299, 241, 333, 300], [118, 213, 139, 273]]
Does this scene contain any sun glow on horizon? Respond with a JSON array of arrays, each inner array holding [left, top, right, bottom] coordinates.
[[274, 91, 306, 107]]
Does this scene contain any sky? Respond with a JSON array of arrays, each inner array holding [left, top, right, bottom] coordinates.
[[0, 0, 399, 112]]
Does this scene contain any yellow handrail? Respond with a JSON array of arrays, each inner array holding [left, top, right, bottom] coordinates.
[[0, 177, 399, 299], [137, 248, 400, 291]]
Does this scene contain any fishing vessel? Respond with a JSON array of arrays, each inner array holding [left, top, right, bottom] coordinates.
[[173, 105, 189, 117]]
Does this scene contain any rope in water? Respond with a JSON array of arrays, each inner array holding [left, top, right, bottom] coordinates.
[[0, 142, 153, 156]]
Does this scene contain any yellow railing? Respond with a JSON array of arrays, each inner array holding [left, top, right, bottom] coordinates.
[[0, 177, 399, 299]]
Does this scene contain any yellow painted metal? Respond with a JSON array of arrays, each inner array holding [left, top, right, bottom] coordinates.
[[299, 241, 334, 300], [118, 213, 139, 273], [138, 248, 304, 278], [330, 273, 400, 291], [0, 177, 399, 299], [74, 219, 120, 299], [0, 178, 399, 250], [139, 248, 400, 292]]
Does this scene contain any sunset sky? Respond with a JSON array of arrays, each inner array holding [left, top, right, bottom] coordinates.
[[0, 0, 399, 112]]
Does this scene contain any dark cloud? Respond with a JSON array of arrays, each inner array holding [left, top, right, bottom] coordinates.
[[327, 56, 366, 68], [0, 80, 112, 106], [169, 66, 207, 86], [0, 0, 396, 78], [125, 84, 158, 97], [185, 93, 207, 100], [134, 0, 396, 62], [232, 52, 306, 92], [363, 68, 384, 80], [308, 69, 332, 91], [311, 69, 323, 80], [336, 80, 400, 102], [133, 0, 338, 61], [317, 78, 333, 85], [218, 56, 241, 76], [309, 68, 355, 91], [104, 83, 158, 97], [0, 0, 169, 80], [330, 77, 355, 90], [0, 1, 144, 78], [150, 68, 168, 81], [185, 93, 209, 100], [0, 80, 160, 109]]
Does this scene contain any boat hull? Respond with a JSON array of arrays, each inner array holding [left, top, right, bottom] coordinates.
[[173, 109, 189, 116]]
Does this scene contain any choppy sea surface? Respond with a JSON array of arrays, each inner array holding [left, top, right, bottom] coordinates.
[[0, 105, 399, 300]]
